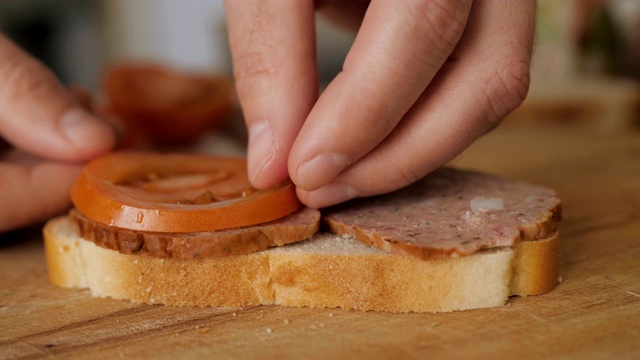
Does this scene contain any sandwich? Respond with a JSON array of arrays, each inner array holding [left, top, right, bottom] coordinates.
[[44, 151, 561, 313]]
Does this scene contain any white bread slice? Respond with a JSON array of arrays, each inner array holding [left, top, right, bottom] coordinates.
[[44, 216, 559, 313]]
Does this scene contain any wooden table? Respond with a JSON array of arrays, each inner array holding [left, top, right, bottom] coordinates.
[[1, 123, 639, 359]]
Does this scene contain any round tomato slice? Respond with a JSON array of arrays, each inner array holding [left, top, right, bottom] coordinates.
[[71, 152, 301, 233], [104, 63, 234, 146]]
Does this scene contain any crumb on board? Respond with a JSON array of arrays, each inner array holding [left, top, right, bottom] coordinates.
[[283, 319, 290, 324], [195, 326, 211, 334], [557, 276, 564, 283], [266, 327, 272, 334]]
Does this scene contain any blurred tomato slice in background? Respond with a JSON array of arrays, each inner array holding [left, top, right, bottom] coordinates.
[[104, 63, 234, 147]]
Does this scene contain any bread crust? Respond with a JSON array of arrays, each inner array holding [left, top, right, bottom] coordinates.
[[45, 217, 273, 306], [510, 234, 560, 296], [44, 216, 559, 313]]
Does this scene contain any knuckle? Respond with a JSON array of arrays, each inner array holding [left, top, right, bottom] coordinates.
[[233, 49, 280, 89], [230, 20, 281, 95], [0, 58, 59, 105], [412, 0, 469, 50], [390, 166, 422, 191], [363, 98, 400, 134], [483, 56, 531, 128]]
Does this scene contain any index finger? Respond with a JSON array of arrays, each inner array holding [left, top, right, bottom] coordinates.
[[224, 0, 318, 188], [288, 0, 472, 191]]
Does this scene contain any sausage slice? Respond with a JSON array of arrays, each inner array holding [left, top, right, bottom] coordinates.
[[71, 207, 320, 259]]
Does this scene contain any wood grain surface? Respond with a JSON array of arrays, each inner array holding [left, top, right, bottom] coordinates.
[[1, 123, 639, 359]]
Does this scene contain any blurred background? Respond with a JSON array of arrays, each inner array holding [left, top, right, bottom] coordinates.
[[0, 0, 355, 89], [0, 0, 639, 135]]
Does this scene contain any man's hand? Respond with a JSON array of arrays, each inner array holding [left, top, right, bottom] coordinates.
[[0, 34, 116, 232], [225, 0, 535, 208]]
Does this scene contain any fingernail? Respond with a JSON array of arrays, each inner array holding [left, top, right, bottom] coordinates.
[[60, 108, 115, 149], [296, 153, 351, 190], [248, 122, 275, 184], [305, 183, 359, 208]]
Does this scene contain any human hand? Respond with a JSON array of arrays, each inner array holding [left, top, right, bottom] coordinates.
[[225, 0, 535, 208], [0, 34, 116, 232]]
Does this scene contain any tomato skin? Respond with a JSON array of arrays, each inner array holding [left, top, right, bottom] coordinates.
[[104, 64, 234, 147], [71, 152, 301, 233]]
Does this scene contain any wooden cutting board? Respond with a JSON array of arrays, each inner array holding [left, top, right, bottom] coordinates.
[[1, 123, 639, 359]]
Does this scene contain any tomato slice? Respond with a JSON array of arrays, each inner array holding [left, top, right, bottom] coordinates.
[[71, 152, 301, 233], [104, 63, 234, 146]]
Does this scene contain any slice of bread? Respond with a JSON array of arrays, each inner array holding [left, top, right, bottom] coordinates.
[[44, 216, 559, 313]]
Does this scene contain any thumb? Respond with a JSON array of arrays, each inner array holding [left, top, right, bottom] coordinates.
[[0, 34, 115, 162]]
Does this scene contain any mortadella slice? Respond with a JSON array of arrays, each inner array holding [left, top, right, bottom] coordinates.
[[323, 168, 561, 260]]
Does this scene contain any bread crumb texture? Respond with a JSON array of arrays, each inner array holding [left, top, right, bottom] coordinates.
[[44, 217, 559, 313]]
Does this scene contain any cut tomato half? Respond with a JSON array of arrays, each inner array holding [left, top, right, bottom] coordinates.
[[71, 152, 301, 233]]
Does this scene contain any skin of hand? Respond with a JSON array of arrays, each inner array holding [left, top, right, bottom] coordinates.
[[225, 0, 536, 208], [0, 34, 116, 233]]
